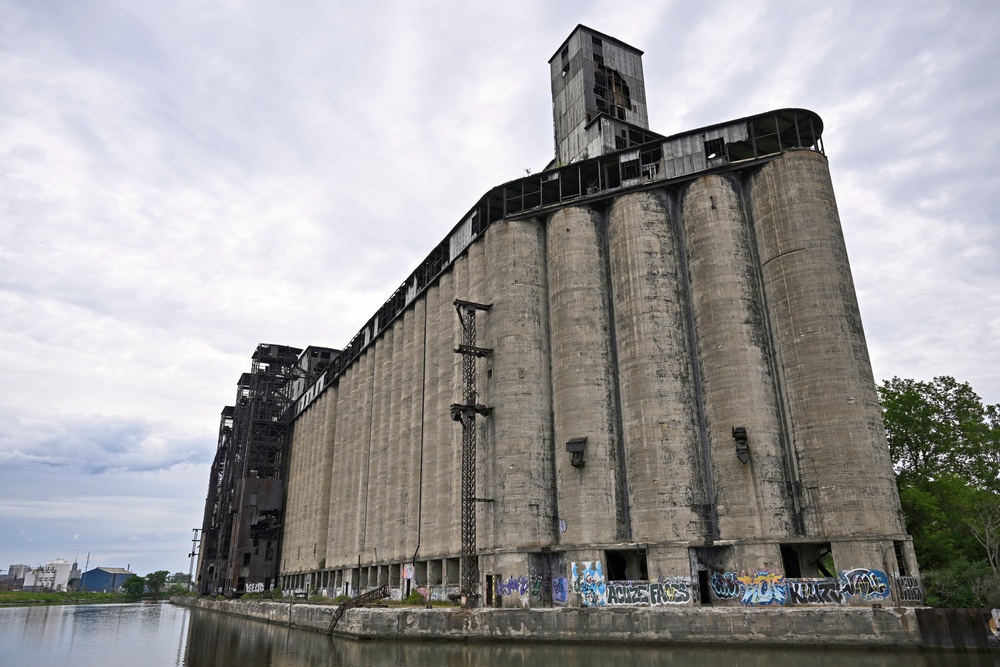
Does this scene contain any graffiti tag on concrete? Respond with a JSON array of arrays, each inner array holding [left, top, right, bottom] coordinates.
[[606, 581, 650, 605], [738, 571, 786, 606], [604, 579, 692, 606], [709, 571, 786, 606], [529, 575, 544, 598], [894, 576, 922, 603], [497, 575, 529, 597], [652, 578, 692, 605], [551, 577, 568, 604], [838, 569, 890, 601], [571, 561, 607, 607], [788, 579, 843, 605], [710, 571, 741, 600]]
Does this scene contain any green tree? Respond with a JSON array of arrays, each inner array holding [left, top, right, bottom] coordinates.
[[968, 495, 1000, 576], [122, 575, 146, 598], [167, 572, 191, 585], [144, 570, 170, 597], [880, 376, 1000, 606], [880, 376, 1000, 492]]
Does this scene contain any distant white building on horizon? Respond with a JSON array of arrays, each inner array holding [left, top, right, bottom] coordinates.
[[22, 558, 81, 592]]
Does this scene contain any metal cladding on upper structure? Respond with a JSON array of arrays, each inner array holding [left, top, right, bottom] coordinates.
[[197, 26, 920, 611], [550, 25, 662, 165]]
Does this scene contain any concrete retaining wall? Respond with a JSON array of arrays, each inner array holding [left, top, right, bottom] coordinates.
[[174, 597, 938, 648]]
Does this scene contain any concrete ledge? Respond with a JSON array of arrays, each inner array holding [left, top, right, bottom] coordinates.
[[173, 597, 934, 648]]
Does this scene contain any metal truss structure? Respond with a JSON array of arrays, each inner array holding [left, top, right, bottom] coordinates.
[[449, 300, 493, 604], [197, 344, 303, 596]]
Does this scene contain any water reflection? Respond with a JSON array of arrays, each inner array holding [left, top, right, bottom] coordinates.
[[0, 602, 189, 667], [183, 606, 999, 667], [1, 603, 996, 667]]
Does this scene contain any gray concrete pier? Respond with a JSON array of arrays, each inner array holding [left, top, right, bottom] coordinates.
[[172, 597, 999, 652]]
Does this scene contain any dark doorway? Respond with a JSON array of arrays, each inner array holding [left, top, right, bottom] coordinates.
[[605, 550, 648, 581]]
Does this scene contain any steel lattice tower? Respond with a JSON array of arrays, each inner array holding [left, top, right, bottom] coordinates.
[[450, 300, 492, 605]]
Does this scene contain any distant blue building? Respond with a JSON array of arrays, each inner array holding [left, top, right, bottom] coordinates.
[[80, 567, 135, 592]]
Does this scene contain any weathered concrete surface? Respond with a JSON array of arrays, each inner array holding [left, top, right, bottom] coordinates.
[[175, 596, 931, 648], [682, 174, 796, 544], [546, 206, 623, 546], [607, 191, 708, 545]]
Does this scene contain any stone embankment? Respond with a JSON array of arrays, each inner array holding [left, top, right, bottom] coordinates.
[[173, 597, 990, 649]]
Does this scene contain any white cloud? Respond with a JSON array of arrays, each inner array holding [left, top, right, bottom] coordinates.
[[1, 0, 998, 572]]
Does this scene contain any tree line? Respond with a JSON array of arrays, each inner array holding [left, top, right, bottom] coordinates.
[[879, 376, 1000, 607], [121, 571, 192, 598]]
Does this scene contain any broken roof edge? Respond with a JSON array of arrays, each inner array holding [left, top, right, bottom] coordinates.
[[548, 24, 645, 64]]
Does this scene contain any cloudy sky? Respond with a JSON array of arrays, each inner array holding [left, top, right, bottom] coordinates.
[[1, 0, 997, 577]]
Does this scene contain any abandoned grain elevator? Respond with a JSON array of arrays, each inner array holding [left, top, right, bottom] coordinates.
[[197, 25, 921, 609]]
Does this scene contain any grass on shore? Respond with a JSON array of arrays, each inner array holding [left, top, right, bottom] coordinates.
[[0, 590, 177, 606]]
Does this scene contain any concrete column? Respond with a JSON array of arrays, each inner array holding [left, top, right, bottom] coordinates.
[[315, 385, 337, 568], [345, 354, 371, 560], [282, 412, 305, 573], [326, 366, 356, 567], [372, 329, 394, 563], [419, 283, 443, 557], [404, 300, 427, 560], [748, 150, 903, 538], [384, 318, 406, 563], [545, 205, 623, 545], [483, 217, 556, 550], [607, 190, 708, 544], [681, 174, 797, 540], [356, 349, 377, 560]]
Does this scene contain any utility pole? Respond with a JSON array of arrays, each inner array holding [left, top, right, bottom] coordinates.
[[188, 529, 201, 592], [81, 552, 90, 592]]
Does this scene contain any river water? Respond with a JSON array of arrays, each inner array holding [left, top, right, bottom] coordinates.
[[0, 602, 996, 667]]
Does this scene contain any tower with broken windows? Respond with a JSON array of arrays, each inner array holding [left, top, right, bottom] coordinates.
[[198, 25, 919, 609]]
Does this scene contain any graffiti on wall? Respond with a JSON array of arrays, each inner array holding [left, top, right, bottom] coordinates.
[[606, 581, 649, 606], [571, 561, 607, 607], [739, 571, 787, 606], [652, 578, 692, 605], [497, 575, 529, 597], [552, 577, 569, 604], [894, 576, 923, 603], [788, 578, 844, 605], [989, 609, 999, 638], [710, 571, 741, 600], [712, 568, 893, 606], [838, 569, 890, 601], [402, 564, 415, 581], [709, 570, 787, 606], [604, 578, 692, 606]]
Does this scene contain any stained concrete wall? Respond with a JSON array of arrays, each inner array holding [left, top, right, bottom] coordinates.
[[278, 148, 911, 606], [607, 191, 708, 546], [546, 206, 623, 546], [681, 174, 797, 542], [748, 150, 904, 541], [177, 597, 936, 649], [283, 386, 337, 572]]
